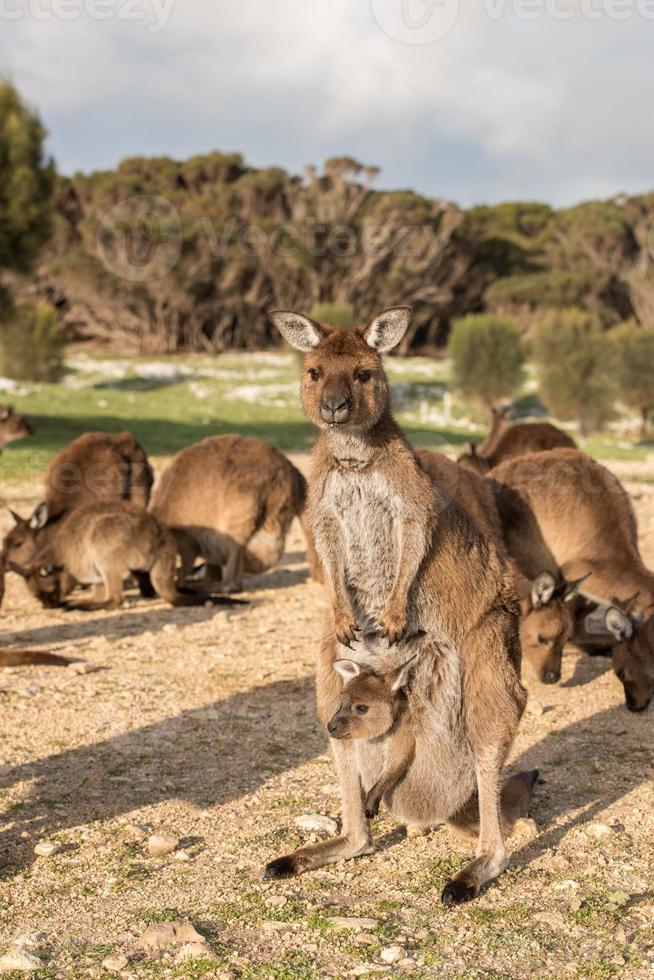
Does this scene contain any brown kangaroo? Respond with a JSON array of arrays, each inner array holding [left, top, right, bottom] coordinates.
[[2, 431, 154, 589], [150, 434, 319, 591], [459, 416, 576, 476], [264, 307, 533, 905], [417, 450, 583, 684], [9, 501, 244, 610], [490, 448, 654, 711], [0, 405, 33, 451]]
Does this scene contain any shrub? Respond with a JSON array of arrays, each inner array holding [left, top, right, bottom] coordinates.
[[533, 308, 616, 434], [448, 314, 524, 408], [611, 320, 654, 436], [309, 303, 355, 329], [0, 301, 64, 381]]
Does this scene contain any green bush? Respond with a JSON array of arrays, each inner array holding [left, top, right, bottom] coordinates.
[[309, 303, 355, 329], [448, 314, 524, 408], [611, 320, 654, 436], [533, 308, 616, 434], [0, 301, 64, 381]]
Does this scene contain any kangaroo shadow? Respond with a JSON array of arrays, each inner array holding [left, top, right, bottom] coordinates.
[[0, 675, 320, 872], [506, 702, 652, 871], [559, 646, 613, 690]]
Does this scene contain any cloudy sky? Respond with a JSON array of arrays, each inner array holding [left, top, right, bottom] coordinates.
[[2, 0, 653, 206]]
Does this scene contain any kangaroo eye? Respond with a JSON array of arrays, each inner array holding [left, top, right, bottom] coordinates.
[[308, 368, 320, 381], [39, 565, 53, 578], [537, 635, 549, 645], [356, 369, 371, 383], [355, 704, 369, 715]]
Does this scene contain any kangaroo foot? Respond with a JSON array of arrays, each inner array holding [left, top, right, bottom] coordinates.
[[442, 875, 477, 907]]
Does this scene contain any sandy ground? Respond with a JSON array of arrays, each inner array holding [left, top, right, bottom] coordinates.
[[0, 455, 653, 979]]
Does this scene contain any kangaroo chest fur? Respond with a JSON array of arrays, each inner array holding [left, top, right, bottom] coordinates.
[[318, 465, 404, 623]]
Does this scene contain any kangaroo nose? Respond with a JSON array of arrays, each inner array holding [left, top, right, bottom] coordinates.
[[327, 718, 341, 736], [320, 394, 350, 424]]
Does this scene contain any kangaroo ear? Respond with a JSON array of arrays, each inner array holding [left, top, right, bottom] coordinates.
[[7, 508, 23, 525], [269, 310, 326, 352], [363, 307, 412, 353], [29, 503, 49, 531], [531, 571, 556, 609], [605, 606, 634, 642], [333, 659, 361, 682], [464, 441, 477, 457], [390, 655, 418, 692], [561, 571, 592, 602]]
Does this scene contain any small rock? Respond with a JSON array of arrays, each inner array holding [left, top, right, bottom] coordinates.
[[33, 841, 58, 857], [321, 783, 339, 794], [586, 822, 613, 839], [101, 953, 129, 972], [261, 921, 287, 932], [265, 895, 287, 909], [173, 850, 191, 862], [147, 832, 179, 857], [138, 920, 203, 950], [294, 814, 338, 835], [513, 817, 538, 839], [547, 853, 570, 872], [175, 942, 215, 963], [406, 825, 429, 838], [398, 959, 417, 972], [327, 916, 379, 931], [380, 945, 405, 964], [0, 948, 44, 972], [533, 911, 566, 930]]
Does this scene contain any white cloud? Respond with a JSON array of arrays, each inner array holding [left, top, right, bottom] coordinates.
[[0, 0, 652, 204]]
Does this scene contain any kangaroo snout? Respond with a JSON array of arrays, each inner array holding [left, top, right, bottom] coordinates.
[[327, 714, 349, 738], [320, 393, 351, 425]]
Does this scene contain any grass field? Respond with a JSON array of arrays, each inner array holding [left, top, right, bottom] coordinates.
[[0, 351, 652, 486]]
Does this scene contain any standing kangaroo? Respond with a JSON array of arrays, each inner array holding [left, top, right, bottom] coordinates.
[[265, 308, 531, 905]]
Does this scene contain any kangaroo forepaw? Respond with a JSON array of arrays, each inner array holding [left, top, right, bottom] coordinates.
[[334, 611, 359, 648], [364, 794, 381, 820], [441, 877, 478, 907], [379, 603, 408, 646], [262, 854, 299, 880]]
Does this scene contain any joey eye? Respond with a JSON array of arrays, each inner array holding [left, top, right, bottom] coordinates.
[[355, 704, 369, 715], [308, 368, 320, 381], [39, 565, 53, 578], [537, 635, 549, 646], [356, 369, 371, 383]]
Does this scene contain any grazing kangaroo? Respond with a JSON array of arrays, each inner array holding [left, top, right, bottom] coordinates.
[[265, 307, 533, 905], [490, 448, 654, 710], [458, 417, 576, 476], [9, 501, 243, 610], [0, 405, 33, 451], [417, 450, 582, 684], [2, 431, 154, 590], [150, 434, 320, 590]]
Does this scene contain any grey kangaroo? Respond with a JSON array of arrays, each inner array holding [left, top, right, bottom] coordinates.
[[264, 307, 534, 905]]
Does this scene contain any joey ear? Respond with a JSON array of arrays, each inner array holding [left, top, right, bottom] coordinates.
[[464, 441, 477, 457], [7, 508, 23, 525], [333, 659, 361, 682], [390, 654, 418, 692], [605, 606, 634, 642], [29, 502, 49, 531], [363, 307, 412, 353], [269, 310, 326, 352], [561, 571, 592, 602], [531, 571, 556, 609]]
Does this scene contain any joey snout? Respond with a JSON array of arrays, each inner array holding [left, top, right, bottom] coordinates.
[[327, 711, 351, 739]]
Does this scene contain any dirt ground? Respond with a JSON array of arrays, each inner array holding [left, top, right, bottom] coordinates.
[[1, 454, 653, 980]]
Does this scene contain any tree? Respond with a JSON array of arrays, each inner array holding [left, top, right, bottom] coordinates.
[[0, 301, 64, 381], [448, 314, 524, 409], [0, 80, 54, 273], [611, 320, 654, 437], [533, 308, 616, 435]]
